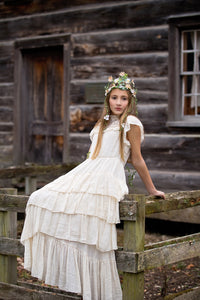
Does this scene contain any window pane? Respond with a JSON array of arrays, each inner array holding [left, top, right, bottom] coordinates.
[[197, 75, 200, 114], [184, 96, 195, 115], [183, 32, 194, 50], [183, 75, 193, 94], [183, 52, 194, 72], [197, 30, 200, 50], [197, 96, 200, 115]]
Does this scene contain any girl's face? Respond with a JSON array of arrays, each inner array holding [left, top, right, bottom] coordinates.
[[109, 88, 129, 116]]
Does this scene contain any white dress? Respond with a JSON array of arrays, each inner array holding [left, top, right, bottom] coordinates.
[[21, 115, 144, 300]]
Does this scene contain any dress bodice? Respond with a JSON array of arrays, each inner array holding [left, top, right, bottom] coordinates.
[[89, 115, 144, 165]]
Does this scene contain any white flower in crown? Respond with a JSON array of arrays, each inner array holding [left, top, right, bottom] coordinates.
[[114, 78, 119, 83], [131, 89, 136, 96], [108, 76, 113, 82], [119, 72, 126, 77], [126, 78, 131, 83], [125, 84, 131, 89], [104, 114, 110, 121]]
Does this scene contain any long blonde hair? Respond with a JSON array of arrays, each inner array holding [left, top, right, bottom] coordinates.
[[91, 89, 137, 161]]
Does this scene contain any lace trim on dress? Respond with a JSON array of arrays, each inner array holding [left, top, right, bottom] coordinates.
[[90, 115, 144, 145], [90, 115, 120, 141]]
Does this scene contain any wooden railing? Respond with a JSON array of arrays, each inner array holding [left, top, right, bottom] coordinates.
[[0, 164, 77, 194], [0, 188, 200, 299]]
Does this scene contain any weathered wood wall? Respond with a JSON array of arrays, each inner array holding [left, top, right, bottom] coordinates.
[[0, 0, 199, 191]]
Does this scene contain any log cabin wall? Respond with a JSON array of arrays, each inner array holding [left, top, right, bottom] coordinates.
[[0, 0, 200, 192]]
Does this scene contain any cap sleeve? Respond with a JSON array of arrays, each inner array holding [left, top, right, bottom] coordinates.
[[124, 115, 144, 145]]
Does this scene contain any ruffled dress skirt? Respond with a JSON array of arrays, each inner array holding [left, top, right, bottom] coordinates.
[[21, 156, 128, 300]]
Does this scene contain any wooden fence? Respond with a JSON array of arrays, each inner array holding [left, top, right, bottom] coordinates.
[[0, 187, 200, 299]]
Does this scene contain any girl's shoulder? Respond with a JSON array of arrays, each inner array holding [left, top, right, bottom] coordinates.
[[124, 115, 144, 142]]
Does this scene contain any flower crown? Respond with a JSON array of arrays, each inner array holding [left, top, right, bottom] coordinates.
[[104, 72, 136, 97]]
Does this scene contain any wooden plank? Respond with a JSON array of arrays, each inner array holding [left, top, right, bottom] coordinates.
[[15, 33, 70, 49], [0, 0, 113, 18], [0, 188, 17, 284], [31, 121, 64, 136], [85, 84, 168, 105], [0, 145, 13, 167], [0, 194, 28, 212], [0, 59, 14, 82], [0, 106, 13, 122], [69, 133, 90, 162], [63, 42, 71, 164], [138, 103, 168, 133], [119, 199, 137, 221], [0, 237, 138, 273], [0, 0, 200, 40], [72, 26, 168, 56], [1, 233, 200, 273], [0, 193, 138, 221], [115, 249, 138, 274], [0, 188, 17, 194], [0, 164, 77, 179], [25, 176, 37, 195], [123, 195, 145, 300], [129, 170, 200, 194], [0, 122, 13, 131], [0, 82, 14, 97], [71, 52, 168, 80], [18, 281, 82, 299], [145, 232, 200, 250], [138, 235, 200, 272], [70, 77, 168, 104], [0, 237, 24, 257], [0, 282, 81, 300], [142, 134, 200, 171], [145, 190, 200, 215], [69, 103, 168, 133]]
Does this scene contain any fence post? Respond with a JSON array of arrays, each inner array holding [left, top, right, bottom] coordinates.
[[123, 194, 145, 300], [0, 188, 18, 284], [25, 176, 37, 195]]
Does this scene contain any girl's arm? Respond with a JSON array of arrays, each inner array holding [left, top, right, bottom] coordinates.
[[127, 124, 165, 199]]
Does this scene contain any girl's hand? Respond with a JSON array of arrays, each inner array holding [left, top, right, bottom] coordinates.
[[150, 190, 165, 199]]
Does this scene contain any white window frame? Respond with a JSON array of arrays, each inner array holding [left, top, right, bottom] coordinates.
[[181, 29, 200, 118], [167, 13, 200, 127]]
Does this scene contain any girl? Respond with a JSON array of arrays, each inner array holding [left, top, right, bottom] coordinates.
[[21, 72, 165, 300]]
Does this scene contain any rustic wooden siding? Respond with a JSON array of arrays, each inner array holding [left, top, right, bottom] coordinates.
[[0, 0, 199, 191]]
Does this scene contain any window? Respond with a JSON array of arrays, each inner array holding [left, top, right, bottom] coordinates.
[[182, 29, 200, 117], [168, 13, 200, 127]]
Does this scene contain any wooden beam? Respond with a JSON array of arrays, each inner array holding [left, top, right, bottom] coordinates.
[[1, 234, 200, 274], [145, 232, 200, 250], [0, 194, 28, 212], [71, 53, 168, 79], [119, 199, 137, 221], [0, 237, 24, 257], [0, 164, 78, 179], [123, 194, 145, 300], [138, 234, 200, 272], [145, 190, 200, 215], [72, 26, 168, 57], [0, 0, 200, 40], [0, 188, 17, 284], [0, 193, 138, 220], [0, 282, 81, 300]]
